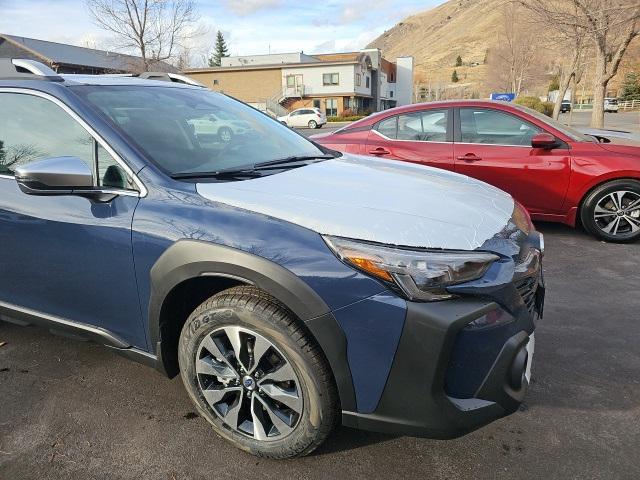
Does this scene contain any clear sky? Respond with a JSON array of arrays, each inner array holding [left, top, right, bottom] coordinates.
[[0, 0, 439, 65]]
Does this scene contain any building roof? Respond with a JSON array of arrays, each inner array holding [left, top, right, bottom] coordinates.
[[0, 34, 174, 72], [183, 59, 363, 74], [312, 52, 361, 62]]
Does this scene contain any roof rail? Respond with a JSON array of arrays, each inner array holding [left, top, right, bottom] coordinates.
[[138, 71, 206, 87], [0, 58, 63, 81]]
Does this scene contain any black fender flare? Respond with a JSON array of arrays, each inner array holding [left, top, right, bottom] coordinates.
[[148, 239, 357, 411]]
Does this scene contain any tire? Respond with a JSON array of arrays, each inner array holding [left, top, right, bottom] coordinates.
[[218, 127, 233, 143], [580, 179, 640, 243], [308, 120, 317, 129], [178, 286, 338, 458]]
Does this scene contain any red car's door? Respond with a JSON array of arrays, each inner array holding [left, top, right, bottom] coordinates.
[[454, 107, 571, 214], [365, 108, 455, 171]]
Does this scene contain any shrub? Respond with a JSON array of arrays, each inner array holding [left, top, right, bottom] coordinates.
[[340, 108, 355, 117], [514, 96, 553, 117], [327, 115, 367, 122], [540, 101, 554, 117]]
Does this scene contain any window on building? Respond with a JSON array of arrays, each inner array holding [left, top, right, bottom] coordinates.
[[365, 76, 370, 88], [313, 99, 321, 109], [355, 73, 361, 86], [325, 98, 338, 117], [286, 75, 296, 87], [323, 73, 339, 86], [213, 79, 219, 85], [390, 91, 394, 98]]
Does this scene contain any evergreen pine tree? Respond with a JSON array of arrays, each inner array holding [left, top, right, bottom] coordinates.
[[451, 70, 459, 83], [209, 31, 229, 67], [455, 55, 462, 67], [620, 72, 640, 101]]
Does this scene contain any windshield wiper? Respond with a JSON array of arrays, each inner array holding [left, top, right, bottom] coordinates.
[[171, 168, 263, 180], [171, 154, 336, 180], [251, 154, 336, 171]]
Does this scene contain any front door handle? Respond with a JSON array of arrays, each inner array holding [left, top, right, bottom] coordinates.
[[457, 153, 482, 162], [369, 147, 391, 155]]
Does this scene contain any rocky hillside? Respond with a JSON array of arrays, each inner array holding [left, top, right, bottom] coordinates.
[[367, 0, 639, 98]]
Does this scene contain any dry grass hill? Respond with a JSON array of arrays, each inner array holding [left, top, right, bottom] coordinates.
[[367, 0, 640, 99]]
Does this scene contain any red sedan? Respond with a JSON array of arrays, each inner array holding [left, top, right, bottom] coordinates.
[[312, 100, 640, 242]]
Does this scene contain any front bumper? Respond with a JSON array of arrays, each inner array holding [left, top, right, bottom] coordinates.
[[341, 232, 544, 438], [342, 296, 540, 438]]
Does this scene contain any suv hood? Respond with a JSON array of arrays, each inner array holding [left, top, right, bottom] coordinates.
[[196, 155, 514, 250]]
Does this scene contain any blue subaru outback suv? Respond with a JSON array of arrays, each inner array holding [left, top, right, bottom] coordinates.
[[0, 59, 544, 458]]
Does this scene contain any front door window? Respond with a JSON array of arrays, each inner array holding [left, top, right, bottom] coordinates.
[[459, 108, 541, 146]]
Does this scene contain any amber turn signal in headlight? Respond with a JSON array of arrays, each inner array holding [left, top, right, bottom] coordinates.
[[323, 236, 499, 301]]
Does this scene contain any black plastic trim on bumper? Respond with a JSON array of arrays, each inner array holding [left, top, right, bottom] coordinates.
[[342, 298, 531, 439]]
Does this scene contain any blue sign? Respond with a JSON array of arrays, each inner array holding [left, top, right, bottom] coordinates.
[[490, 93, 516, 102]]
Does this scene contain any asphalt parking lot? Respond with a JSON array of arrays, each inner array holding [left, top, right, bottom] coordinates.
[[1, 222, 639, 480], [559, 110, 640, 132]]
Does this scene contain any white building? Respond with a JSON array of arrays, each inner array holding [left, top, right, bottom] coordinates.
[[184, 49, 414, 117]]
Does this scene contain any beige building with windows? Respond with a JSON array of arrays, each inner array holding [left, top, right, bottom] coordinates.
[[183, 49, 413, 118]]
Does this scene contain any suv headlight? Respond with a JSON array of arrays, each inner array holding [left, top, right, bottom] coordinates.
[[324, 236, 499, 301]]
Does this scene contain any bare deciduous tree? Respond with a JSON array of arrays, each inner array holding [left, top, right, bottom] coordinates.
[[486, 3, 542, 96], [521, 0, 640, 127], [86, 0, 199, 71], [528, 1, 589, 119]]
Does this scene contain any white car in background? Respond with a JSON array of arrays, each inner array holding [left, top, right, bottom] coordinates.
[[604, 98, 619, 113], [278, 108, 327, 129], [188, 111, 251, 142]]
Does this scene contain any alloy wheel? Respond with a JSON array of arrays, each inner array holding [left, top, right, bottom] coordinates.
[[195, 326, 303, 441], [593, 190, 640, 237], [219, 128, 232, 142]]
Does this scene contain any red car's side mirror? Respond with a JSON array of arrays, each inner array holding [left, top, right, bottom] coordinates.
[[531, 133, 558, 149]]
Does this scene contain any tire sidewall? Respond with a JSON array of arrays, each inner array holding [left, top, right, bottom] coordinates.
[[178, 301, 328, 457], [308, 120, 317, 129]]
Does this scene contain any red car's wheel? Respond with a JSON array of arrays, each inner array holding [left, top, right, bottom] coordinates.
[[581, 179, 640, 243]]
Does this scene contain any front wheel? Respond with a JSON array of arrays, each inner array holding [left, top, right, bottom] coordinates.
[[308, 120, 317, 129], [580, 179, 640, 242], [178, 286, 338, 458]]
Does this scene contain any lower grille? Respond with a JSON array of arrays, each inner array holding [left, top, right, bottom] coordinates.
[[515, 276, 538, 314]]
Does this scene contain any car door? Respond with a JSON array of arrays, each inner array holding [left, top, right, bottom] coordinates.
[[0, 90, 147, 348], [298, 109, 314, 128], [454, 107, 571, 214], [364, 108, 455, 171], [288, 110, 302, 127]]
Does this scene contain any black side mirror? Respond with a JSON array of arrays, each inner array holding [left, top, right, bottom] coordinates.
[[531, 133, 559, 149], [15, 156, 93, 195]]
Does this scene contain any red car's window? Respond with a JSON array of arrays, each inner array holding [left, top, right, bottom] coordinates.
[[376, 116, 398, 139], [460, 108, 541, 146], [397, 110, 448, 142], [375, 109, 448, 142]]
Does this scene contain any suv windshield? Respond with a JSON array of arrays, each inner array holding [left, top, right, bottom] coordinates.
[[511, 103, 590, 142], [71, 85, 327, 176]]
